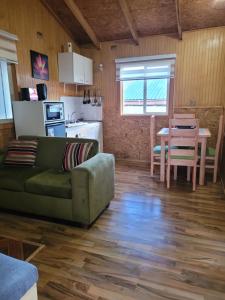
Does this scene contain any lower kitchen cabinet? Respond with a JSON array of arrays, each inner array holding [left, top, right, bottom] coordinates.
[[66, 122, 103, 152]]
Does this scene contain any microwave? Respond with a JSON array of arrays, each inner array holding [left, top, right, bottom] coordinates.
[[44, 102, 65, 123]]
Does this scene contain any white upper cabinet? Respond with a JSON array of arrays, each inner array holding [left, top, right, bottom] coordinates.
[[58, 52, 74, 84], [83, 56, 93, 85], [73, 53, 84, 84], [58, 52, 93, 85]]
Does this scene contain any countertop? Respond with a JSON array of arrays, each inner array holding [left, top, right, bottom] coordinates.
[[65, 121, 102, 128]]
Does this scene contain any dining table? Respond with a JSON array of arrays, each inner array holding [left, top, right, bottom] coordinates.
[[157, 128, 211, 185]]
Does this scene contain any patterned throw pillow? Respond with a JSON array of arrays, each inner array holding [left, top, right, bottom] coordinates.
[[4, 140, 38, 167], [62, 142, 93, 171]]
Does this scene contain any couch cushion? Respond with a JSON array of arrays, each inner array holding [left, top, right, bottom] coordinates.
[[0, 167, 43, 192], [198, 146, 216, 157], [25, 169, 72, 199], [166, 153, 194, 160], [62, 142, 94, 171], [153, 145, 169, 154], [4, 140, 38, 167], [207, 147, 216, 157], [0, 253, 38, 300], [19, 136, 99, 170]]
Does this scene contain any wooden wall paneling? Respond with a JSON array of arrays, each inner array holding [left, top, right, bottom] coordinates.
[[0, 123, 15, 149], [82, 27, 225, 162], [0, 0, 81, 147], [0, 0, 80, 99], [221, 136, 225, 191]]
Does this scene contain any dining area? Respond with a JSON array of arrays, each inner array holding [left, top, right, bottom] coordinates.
[[150, 112, 224, 191]]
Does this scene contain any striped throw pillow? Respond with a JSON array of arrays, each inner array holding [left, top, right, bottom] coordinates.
[[62, 142, 93, 171], [4, 140, 38, 167]]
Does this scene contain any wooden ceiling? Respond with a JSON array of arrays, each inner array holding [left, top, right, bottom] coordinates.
[[42, 0, 225, 47]]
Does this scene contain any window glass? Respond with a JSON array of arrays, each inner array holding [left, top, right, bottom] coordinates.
[[121, 78, 169, 115], [123, 80, 144, 115], [0, 60, 13, 120], [146, 78, 168, 114], [146, 78, 168, 100]]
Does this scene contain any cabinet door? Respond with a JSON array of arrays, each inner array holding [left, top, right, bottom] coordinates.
[[58, 53, 74, 83], [66, 127, 81, 138], [84, 57, 93, 85], [73, 53, 84, 84]]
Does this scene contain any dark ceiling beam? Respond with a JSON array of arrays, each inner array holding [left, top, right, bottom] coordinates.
[[175, 0, 182, 40], [64, 0, 101, 50], [118, 0, 139, 45], [41, 0, 76, 43]]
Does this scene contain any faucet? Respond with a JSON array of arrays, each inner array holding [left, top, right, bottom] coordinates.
[[70, 112, 77, 123]]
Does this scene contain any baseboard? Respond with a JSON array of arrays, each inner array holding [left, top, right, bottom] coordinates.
[[116, 158, 150, 168]]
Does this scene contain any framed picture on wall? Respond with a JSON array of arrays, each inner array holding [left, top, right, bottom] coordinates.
[[30, 50, 49, 80]]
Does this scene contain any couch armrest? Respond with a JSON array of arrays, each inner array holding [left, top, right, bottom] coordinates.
[[71, 153, 115, 225]]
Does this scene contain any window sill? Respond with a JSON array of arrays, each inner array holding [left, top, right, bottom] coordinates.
[[121, 113, 168, 117], [0, 119, 13, 124]]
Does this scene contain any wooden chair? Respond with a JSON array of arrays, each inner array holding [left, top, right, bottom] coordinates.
[[200, 115, 224, 183], [150, 115, 181, 178], [174, 113, 195, 119], [167, 118, 199, 191], [174, 113, 195, 180], [150, 115, 161, 176]]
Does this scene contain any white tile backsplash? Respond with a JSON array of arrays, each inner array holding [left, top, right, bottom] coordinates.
[[60, 96, 103, 122]]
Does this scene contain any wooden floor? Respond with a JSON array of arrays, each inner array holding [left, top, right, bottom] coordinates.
[[1, 164, 225, 300]]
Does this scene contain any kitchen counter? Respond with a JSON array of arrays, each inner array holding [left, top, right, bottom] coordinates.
[[66, 121, 101, 128], [66, 122, 88, 128]]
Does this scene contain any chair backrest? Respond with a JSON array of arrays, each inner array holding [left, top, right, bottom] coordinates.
[[215, 115, 224, 159], [174, 113, 195, 119], [168, 118, 199, 165], [150, 115, 156, 149]]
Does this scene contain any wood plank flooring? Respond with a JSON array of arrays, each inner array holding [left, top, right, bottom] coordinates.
[[0, 163, 225, 300]]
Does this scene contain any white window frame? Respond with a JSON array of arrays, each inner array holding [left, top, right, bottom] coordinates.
[[116, 54, 175, 117], [120, 78, 171, 116], [0, 60, 13, 123]]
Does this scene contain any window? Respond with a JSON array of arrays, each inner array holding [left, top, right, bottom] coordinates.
[[122, 78, 169, 115], [0, 60, 13, 120], [116, 55, 176, 116]]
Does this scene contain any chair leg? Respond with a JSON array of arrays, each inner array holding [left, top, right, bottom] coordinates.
[[213, 162, 218, 183], [150, 155, 154, 177], [187, 166, 191, 182], [174, 166, 177, 180], [167, 164, 171, 189], [192, 166, 197, 191]]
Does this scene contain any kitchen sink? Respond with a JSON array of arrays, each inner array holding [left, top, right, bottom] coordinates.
[[66, 122, 88, 128]]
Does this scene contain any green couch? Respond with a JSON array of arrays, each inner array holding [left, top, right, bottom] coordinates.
[[0, 136, 115, 226]]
